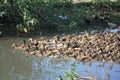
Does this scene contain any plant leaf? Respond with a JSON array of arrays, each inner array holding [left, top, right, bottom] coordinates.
[[24, 28, 28, 33]]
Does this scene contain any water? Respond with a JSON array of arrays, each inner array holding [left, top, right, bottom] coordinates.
[[0, 37, 120, 80]]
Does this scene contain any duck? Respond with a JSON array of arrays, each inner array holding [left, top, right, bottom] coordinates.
[[95, 11, 110, 22], [33, 40, 38, 45], [11, 43, 22, 50], [98, 15, 110, 22], [11, 40, 27, 50], [26, 42, 39, 54], [44, 51, 53, 57], [27, 50, 36, 55], [98, 16, 105, 21], [11, 28, 120, 63], [53, 35, 60, 41], [106, 28, 119, 33], [107, 21, 117, 28], [28, 38, 33, 43]]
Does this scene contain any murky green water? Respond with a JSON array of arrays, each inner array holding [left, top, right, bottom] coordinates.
[[0, 37, 120, 80]]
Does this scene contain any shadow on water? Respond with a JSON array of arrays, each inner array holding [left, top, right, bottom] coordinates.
[[0, 37, 120, 80]]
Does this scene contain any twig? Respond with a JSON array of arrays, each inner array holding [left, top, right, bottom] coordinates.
[[25, 6, 66, 27]]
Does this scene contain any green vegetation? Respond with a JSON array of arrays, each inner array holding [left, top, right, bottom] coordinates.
[[64, 65, 78, 80], [56, 65, 78, 80], [0, 0, 120, 36], [56, 65, 95, 80]]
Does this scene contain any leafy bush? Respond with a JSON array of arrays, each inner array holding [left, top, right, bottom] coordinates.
[[0, 0, 120, 35], [0, 0, 73, 34]]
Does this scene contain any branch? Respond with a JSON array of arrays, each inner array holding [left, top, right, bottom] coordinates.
[[25, 6, 48, 22], [25, 6, 66, 27]]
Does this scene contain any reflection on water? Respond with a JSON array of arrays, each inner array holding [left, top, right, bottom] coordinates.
[[29, 57, 74, 80], [30, 57, 43, 80], [0, 38, 120, 80]]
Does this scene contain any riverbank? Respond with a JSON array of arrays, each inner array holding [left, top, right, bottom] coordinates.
[[0, 0, 120, 38]]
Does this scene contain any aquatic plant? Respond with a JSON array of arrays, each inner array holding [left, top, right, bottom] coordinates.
[[56, 65, 95, 80], [64, 65, 78, 80]]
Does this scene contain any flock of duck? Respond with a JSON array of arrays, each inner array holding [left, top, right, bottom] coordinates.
[[12, 26, 120, 63]]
